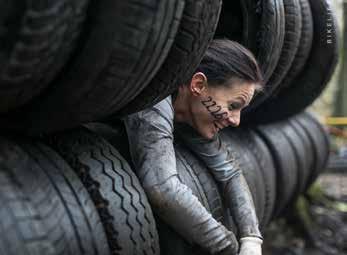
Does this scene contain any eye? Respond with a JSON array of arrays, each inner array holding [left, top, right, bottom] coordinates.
[[228, 103, 240, 111]]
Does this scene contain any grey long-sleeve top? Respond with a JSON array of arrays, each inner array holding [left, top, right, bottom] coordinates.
[[123, 96, 261, 254]]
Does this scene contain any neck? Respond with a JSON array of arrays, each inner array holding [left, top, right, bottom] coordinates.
[[173, 87, 191, 124]]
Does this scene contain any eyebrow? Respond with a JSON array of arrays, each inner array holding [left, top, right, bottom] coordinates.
[[230, 97, 247, 107]]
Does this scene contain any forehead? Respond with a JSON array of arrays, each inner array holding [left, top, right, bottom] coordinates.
[[208, 81, 256, 101]]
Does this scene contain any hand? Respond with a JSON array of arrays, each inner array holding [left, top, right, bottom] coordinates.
[[238, 237, 262, 255]]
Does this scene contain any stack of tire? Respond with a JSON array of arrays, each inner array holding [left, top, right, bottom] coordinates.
[[216, 0, 338, 124], [0, 0, 338, 135], [0, 111, 329, 255], [0, 0, 222, 134], [0, 0, 338, 254], [90, 111, 330, 254]]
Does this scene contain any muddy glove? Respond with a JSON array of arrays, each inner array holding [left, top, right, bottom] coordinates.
[[239, 237, 262, 255]]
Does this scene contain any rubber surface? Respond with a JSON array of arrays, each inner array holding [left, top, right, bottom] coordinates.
[[241, 0, 285, 112], [119, 0, 223, 115], [220, 128, 266, 227], [279, 0, 314, 90], [232, 128, 276, 228], [214, 1, 243, 42], [0, 0, 89, 112], [45, 128, 160, 255], [1, 0, 185, 133], [0, 170, 56, 255], [242, 0, 339, 124], [0, 135, 110, 255], [88, 123, 236, 255], [294, 112, 330, 189], [279, 120, 309, 206], [266, 0, 302, 96], [255, 123, 297, 218], [288, 116, 314, 193], [157, 141, 230, 255]]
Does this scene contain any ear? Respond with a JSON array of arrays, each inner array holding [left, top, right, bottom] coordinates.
[[189, 72, 208, 96]]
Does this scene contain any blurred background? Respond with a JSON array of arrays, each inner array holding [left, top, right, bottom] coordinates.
[[264, 1, 347, 254]]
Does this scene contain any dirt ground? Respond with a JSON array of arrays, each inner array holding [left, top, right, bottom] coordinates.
[[262, 172, 347, 255]]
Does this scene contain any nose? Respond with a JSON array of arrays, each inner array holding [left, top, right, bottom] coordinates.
[[227, 111, 240, 127]]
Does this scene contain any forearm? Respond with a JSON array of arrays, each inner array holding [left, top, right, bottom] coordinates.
[[223, 172, 262, 239], [175, 124, 261, 239], [146, 175, 239, 254]]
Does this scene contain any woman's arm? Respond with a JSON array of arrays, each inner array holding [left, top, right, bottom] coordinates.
[[174, 123, 262, 239], [123, 97, 238, 254]]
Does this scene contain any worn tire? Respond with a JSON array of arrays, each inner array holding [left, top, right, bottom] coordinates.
[[1, 0, 185, 134], [220, 128, 266, 227], [266, 0, 302, 96], [216, 0, 285, 102], [87, 123, 234, 255], [294, 112, 330, 189], [289, 117, 315, 193], [255, 123, 297, 218], [0, 170, 56, 255], [279, 0, 314, 90], [244, 0, 302, 115], [45, 128, 160, 255], [242, 0, 339, 124], [0, 0, 89, 112], [157, 141, 231, 255], [240, 0, 285, 112], [233, 128, 276, 228], [0, 136, 110, 255], [214, 1, 244, 42], [278, 120, 309, 205], [119, 0, 223, 115]]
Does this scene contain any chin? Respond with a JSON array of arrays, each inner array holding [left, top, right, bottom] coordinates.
[[199, 130, 215, 140]]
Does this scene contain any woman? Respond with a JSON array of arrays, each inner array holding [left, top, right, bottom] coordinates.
[[124, 39, 264, 255]]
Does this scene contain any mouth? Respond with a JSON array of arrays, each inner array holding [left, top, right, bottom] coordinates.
[[214, 122, 220, 132]]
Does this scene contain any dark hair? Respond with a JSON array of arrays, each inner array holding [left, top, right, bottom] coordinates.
[[195, 39, 264, 89]]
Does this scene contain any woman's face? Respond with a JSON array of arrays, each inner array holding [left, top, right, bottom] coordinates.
[[186, 74, 256, 139]]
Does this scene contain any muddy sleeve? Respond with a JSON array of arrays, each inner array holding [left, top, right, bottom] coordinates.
[[123, 97, 239, 254], [175, 123, 262, 239]]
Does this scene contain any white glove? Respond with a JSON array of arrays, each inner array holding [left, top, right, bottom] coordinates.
[[238, 237, 263, 255]]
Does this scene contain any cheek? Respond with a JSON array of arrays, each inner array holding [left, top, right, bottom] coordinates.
[[189, 102, 214, 135], [193, 102, 215, 125]]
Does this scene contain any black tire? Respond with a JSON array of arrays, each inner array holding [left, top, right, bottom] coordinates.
[[265, 0, 302, 97], [303, 113, 330, 176], [214, 1, 244, 43], [220, 129, 266, 228], [87, 123, 234, 255], [288, 116, 314, 193], [243, 0, 302, 115], [0, 136, 110, 255], [119, 0, 223, 115], [216, 0, 285, 96], [157, 141, 230, 255], [175, 142, 225, 224], [0, 171, 56, 255], [0, 0, 89, 112], [233, 128, 277, 228], [254, 123, 297, 218], [45, 128, 160, 255], [294, 112, 330, 189], [2, 0, 185, 134], [242, 0, 339, 124], [279, 0, 314, 90], [240, 0, 285, 112], [278, 120, 309, 204]]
